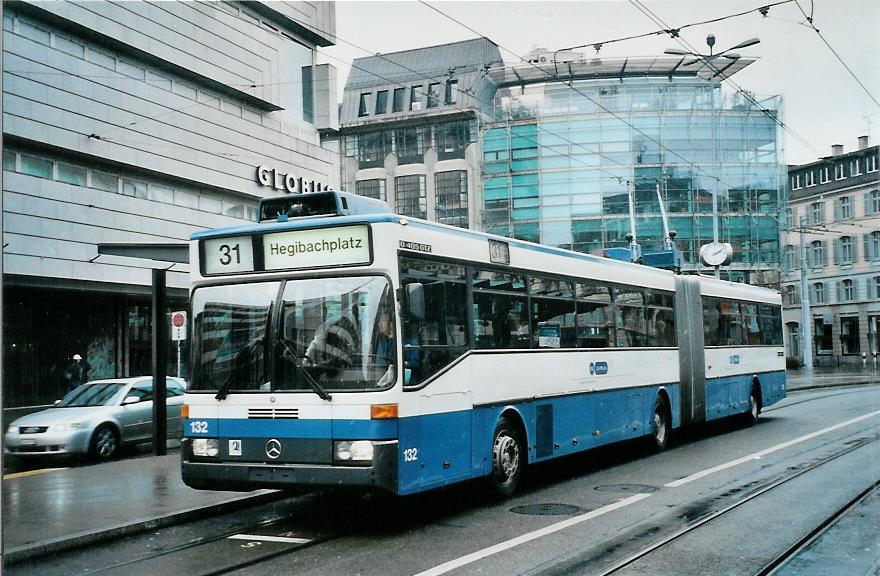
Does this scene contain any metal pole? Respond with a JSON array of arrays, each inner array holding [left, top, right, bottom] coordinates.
[[177, 340, 182, 379], [152, 268, 168, 456], [799, 216, 813, 370], [711, 80, 720, 279]]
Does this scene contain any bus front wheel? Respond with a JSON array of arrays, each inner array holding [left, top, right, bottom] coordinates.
[[489, 417, 523, 498]]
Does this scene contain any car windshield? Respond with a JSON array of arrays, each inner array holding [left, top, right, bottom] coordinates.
[[190, 276, 396, 394], [56, 382, 126, 407]]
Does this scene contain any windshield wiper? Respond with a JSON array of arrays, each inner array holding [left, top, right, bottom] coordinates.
[[215, 372, 234, 401], [277, 339, 332, 401]]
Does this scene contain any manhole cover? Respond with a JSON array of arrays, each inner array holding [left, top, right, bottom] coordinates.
[[593, 484, 658, 494], [510, 503, 586, 516]]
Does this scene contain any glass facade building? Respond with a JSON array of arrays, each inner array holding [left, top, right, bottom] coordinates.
[[481, 57, 783, 281]]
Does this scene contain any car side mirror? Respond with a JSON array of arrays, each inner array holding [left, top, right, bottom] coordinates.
[[122, 395, 141, 405]]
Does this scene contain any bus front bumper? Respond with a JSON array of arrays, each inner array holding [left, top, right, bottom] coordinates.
[[181, 438, 398, 494]]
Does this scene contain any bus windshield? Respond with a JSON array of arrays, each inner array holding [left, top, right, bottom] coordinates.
[[190, 277, 396, 394]]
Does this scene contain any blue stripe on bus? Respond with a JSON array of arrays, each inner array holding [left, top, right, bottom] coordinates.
[[704, 370, 786, 421], [184, 418, 398, 439]]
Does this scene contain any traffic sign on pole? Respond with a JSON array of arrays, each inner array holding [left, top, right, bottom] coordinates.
[[171, 311, 187, 341]]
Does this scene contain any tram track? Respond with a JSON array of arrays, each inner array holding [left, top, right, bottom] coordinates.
[[755, 479, 880, 576], [580, 433, 880, 576]]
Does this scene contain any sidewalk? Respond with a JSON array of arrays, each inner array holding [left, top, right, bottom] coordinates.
[[2, 450, 281, 564], [786, 365, 880, 390], [2, 369, 878, 565]]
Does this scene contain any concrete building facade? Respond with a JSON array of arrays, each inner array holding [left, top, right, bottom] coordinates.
[[2, 1, 338, 416], [337, 39, 502, 229], [781, 138, 880, 367]]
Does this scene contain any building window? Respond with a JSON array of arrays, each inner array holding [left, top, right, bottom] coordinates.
[[374, 90, 388, 115], [819, 166, 830, 183], [783, 285, 799, 306], [393, 126, 427, 164], [866, 190, 880, 215], [875, 276, 880, 299], [835, 196, 852, 220], [19, 154, 53, 178], [805, 171, 815, 187], [90, 171, 119, 193], [810, 240, 825, 267], [427, 82, 441, 108], [849, 158, 861, 176], [791, 174, 802, 189], [56, 162, 87, 186], [814, 318, 833, 354], [839, 279, 855, 302], [809, 201, 825, 224], [867, 155, 878, 173], [122, 178, 148, 199], [358, 92, 371, 117], [436, 120, 472, 160], [866, 231, 880, 261], [445, 80, 458, 105], [356, 131, 391, 167], [355, 179, 386, 202], [783, 208, 794, 228], [834, 162, 846, 180], [435, 171, 469, 228], [840, 316, 860, 355], [812, 282, 825, 304], [410, 85, 423, 111], [784, 244, 795, 271], [392, 87, 406, 113], [395, 175, 426, 219], [838, 236, 855, 264]]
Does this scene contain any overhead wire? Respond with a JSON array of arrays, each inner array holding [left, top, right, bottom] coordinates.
[[792, 0, 880, 109], [628, 0, 823, 158]]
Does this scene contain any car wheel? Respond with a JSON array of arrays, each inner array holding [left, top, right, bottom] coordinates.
[[651, 395, 671, 451], [489, 417, 524, 498], [90, 425, 119, 461]]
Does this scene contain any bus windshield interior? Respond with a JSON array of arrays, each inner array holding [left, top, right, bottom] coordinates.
[[190, 277, 396, 394]]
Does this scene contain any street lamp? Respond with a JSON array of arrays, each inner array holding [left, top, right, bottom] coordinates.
[[665, 35, 760, 279]]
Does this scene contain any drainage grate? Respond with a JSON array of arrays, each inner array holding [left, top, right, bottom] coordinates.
[[510, 503, 586, 516], [593, 484, 658, 494]]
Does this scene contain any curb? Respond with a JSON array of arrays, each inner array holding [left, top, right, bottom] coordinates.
[[786, 380, 879, 392], [4, 490, 286, 565]]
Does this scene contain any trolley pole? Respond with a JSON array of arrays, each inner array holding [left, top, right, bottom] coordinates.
[[799, 216, 813, 370]]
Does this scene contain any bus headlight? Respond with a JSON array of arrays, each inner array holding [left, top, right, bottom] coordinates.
[[192, 438, 219, 457], [334, 440, 373, 463]]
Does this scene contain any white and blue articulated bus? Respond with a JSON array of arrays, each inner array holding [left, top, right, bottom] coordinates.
[[181, 191, 785, 497]]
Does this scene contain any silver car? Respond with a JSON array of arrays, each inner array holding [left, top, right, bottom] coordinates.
[[4, 377, 186, 461]]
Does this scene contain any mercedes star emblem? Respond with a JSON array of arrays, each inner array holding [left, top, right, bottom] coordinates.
[[266, 438, 282, 460]]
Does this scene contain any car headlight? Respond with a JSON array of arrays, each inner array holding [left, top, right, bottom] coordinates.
[[6, 425, 16, 434], [192, 438, 219, 457], [334, 440, 374, 463], [52, 423, 82, 432]]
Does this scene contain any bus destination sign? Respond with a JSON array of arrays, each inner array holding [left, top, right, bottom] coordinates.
[[263, 225, 370, 270]]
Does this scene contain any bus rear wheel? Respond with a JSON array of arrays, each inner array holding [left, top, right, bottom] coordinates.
[[651, 396, 671, 451], [744, 385, 761, 426], [489, 417, 523, 498]]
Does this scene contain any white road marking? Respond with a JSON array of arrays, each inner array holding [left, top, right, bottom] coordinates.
[[666, 409, 880, 488], [413, 493, 651, 576], [228, 534, 310, 544]]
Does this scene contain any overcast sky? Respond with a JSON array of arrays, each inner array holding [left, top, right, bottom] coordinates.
[[321, 0, 880, 166]]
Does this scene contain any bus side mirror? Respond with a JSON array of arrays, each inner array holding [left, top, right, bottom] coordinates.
[[403, 283, 425, 322]]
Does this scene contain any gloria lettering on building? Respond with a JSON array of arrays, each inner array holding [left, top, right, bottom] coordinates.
[[257, 165, 329, 195]]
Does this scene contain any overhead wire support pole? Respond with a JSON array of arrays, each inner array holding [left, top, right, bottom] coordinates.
[[799, 216, 813, 371]]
